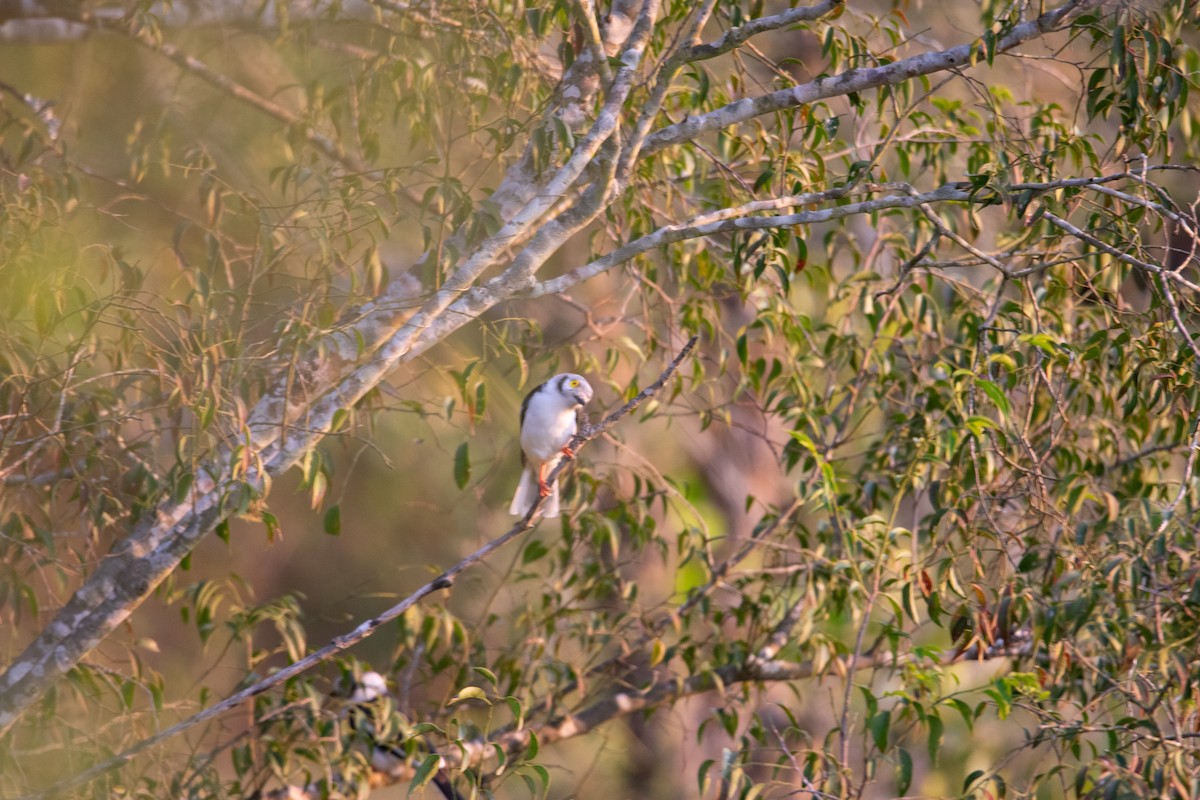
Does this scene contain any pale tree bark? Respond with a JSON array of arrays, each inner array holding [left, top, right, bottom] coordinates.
[[0, 0, 1106, 743]]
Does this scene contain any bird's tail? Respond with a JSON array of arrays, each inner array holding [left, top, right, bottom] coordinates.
[[509, 467, 537, 516], [543, 480, 560, 518], [509, 467, 561, 518]]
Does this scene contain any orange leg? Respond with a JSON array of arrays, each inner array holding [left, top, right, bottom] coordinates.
[[537, 463, 552, 497], [560, 444, 576, 460]]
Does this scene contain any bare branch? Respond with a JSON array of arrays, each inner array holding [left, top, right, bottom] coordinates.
[[82, 15, 364, 173]]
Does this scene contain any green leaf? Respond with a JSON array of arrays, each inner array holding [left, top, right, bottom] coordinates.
[[474, 382, 487, 417], [868, 709, 891, 752], [529, 763, 551, 797], [173, 472, 194, 503], [928, 713, 944, 765], [506, 695, 525, 730], [408, 754, 441, 795], [323, 505, 341, 536], [976, 379, 1010, 416], [449, 685, 490, 706], [526, 730, 540, 760], [965, 415, 1000, 436], [896, 747, 912, 795], [522, 540, 549, 564], [964, 769, 986, 792], [454, 442, 471, 489], [753, 167, 775, 192]]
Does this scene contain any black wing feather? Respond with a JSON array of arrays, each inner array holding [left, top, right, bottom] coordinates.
[[517, 379, 548, 466]]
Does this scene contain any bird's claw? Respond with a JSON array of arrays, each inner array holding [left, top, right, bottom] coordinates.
[[560, 444, 576, 460], [538, 481, 552, 498]]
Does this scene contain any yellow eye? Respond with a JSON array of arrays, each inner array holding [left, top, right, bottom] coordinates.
[[569, 379, 579, 387]]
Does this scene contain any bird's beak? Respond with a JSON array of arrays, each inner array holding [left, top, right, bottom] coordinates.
[[571, 391, 589, 407]]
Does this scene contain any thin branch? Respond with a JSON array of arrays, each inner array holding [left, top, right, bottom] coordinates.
[[1042, 211, 1200, 292], [913, 196, 1013, 276], [1156, 273, 1200, 365], [642, 0, 1100, 155], [679, 0, 841, 62], [1152, 414, 1200, 539], [83, 16, 363, 173], [523, 182, 975, 297]]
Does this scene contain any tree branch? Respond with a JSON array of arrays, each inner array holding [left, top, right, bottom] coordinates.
[[679, 0, 841, 63], [1042, 211, 1200, 292], [523, 182, 975, 297], [641, 0, 1099, 156], [81, 15, 365, 173], [0, 4, 667, 725]]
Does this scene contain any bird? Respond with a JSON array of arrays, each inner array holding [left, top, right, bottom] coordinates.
[[341, 671, 459, 797], [345, 670, 389, 706], [509, 373, 593, 518], [342, 671, 407, 774]]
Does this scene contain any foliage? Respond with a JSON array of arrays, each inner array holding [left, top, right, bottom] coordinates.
[[1, 0, 1199, 798]]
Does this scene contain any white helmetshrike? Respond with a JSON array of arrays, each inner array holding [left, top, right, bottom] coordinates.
[[342, 671, 458, 796], [343, 671, 422, 778], [509, 373, 593, 518]]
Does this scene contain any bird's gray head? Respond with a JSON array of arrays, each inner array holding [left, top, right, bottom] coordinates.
[[554, 373, 593, 408]]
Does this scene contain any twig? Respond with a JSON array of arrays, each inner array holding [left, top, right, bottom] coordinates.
[[1042, 211, 1200, 292], [1153, 414, 1200, 538], [19, 337, 699, 800]]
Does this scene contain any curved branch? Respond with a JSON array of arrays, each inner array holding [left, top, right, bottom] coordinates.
[[1042, 211, 1200, 292], [642, 0, 1099, 156], [680, 0, 841, 63], [83, 15, 364, 172], [524, 182, 974, 297]]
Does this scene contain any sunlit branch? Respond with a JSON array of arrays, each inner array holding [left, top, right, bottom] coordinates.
[[82, 17, 364, 173], [641, 0, 1100, 156], [524, 182, 975, 298], [679, 0, 841, 63]]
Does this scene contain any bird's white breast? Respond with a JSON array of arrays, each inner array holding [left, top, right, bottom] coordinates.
[[520, 390, 578, 464]]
